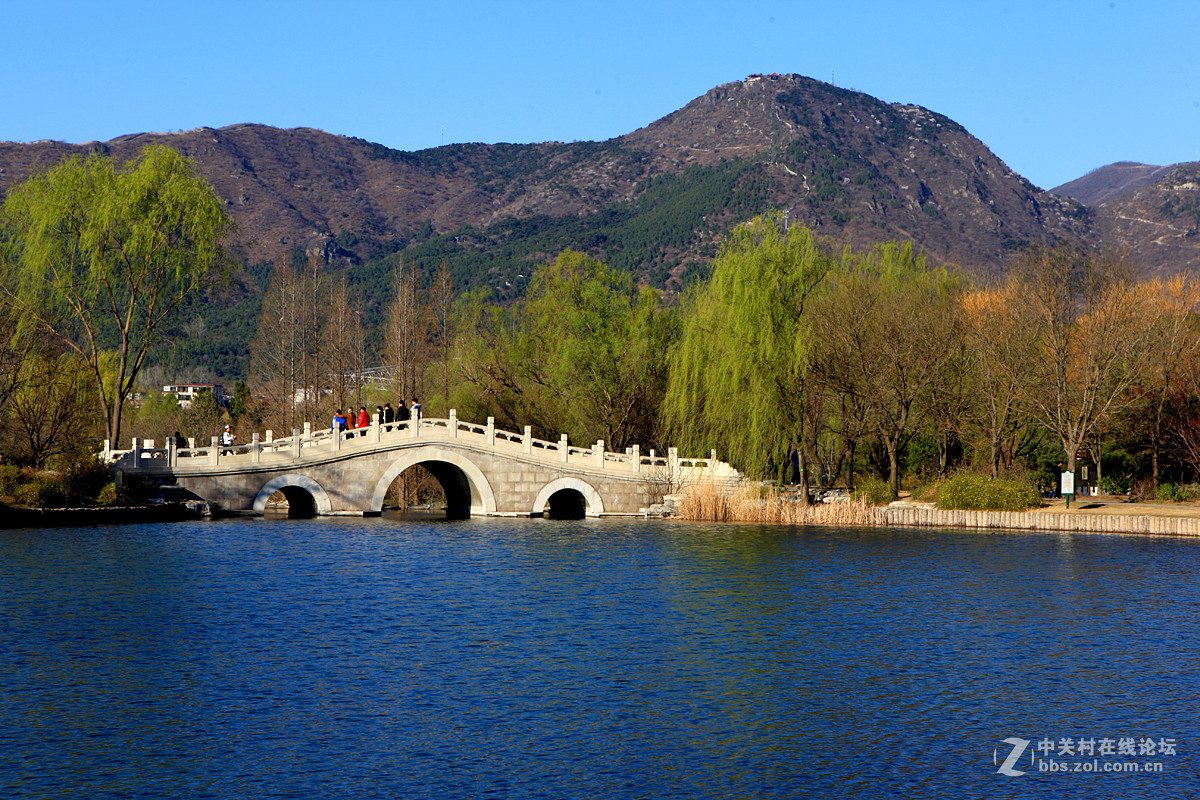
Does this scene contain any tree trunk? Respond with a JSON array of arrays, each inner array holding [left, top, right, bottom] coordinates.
[[886, 437, 900, 495], [798, 446, 811, 506], [844, 440, 856, 491]]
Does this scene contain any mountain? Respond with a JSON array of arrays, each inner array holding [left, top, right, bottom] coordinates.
[[1052, 162, 1182, 206], [1074, 162, 1200, 277], [0, 74, 1090, 287], [0, 74, 1110, 378]]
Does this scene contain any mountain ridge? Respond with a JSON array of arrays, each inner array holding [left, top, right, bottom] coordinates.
[[0, 74, 1093, 285], [1051, 161, 1182, 206]]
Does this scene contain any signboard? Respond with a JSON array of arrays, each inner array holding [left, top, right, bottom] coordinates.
[[1061, 471, 1075, 496]]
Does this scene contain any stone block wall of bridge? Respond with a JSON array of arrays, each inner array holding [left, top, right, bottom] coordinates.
[[107, 414, 741, 518]]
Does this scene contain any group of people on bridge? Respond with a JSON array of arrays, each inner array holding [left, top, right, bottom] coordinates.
[[331, 398, 422, 435]]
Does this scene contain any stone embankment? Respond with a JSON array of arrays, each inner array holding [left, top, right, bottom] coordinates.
[[882, 502, 1200, 536]]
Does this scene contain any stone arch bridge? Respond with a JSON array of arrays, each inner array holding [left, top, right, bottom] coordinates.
[[106, 413, 741, 518]]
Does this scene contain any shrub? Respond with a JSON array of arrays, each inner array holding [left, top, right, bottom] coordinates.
[[1157, 482, 1189, 502], [909, 482, 940, 503], [96, 482, 121, 506], [13, 476, 70, 508], [1098, 474, 1132, 496], [64, 457, 114, 503], [936, 474, 1041, 511], [1131, 477, 1157, 502], [0, 465, 21, 497], [854, 477, 896, 506]]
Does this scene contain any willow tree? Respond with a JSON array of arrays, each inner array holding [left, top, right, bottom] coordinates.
[[0, 145, 233, 447], [455, 250, 675, 451], [522, 250, 675, 451], [664, 217, 831, 489]]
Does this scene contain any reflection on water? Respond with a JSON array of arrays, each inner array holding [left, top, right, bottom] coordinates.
[[0, 518, 1197, 798]]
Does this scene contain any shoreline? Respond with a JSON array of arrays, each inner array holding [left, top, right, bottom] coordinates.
[[878, 502, 1200, 536], [0, 503, 206, 529], [5, 499, 1200, 538]]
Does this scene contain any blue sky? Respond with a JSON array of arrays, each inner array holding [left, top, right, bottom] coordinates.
[[3, 0, 1197, 190]]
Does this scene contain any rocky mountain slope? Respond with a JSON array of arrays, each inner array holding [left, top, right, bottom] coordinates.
[[0, 74, 1092, 288], [1052, 161, 1181, 206], [1073, 162, 1200, 277]]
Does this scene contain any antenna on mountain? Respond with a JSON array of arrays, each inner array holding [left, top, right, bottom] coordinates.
[[831, 70, 836, 87]]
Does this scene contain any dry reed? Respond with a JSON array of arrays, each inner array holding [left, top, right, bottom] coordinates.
[[673, 482, 881, 526]]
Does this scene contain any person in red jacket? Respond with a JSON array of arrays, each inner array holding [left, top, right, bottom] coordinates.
[[357, 406, 369, 429]]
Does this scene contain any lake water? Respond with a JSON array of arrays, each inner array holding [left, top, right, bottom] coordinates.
[[1, 517, 1197, 799]]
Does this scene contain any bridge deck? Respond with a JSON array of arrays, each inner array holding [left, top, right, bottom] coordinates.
[[106, 413, 739, 486]]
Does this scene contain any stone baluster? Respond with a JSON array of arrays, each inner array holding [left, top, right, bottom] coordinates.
[[594, 439, 605, 469], [131, 437, 142, 462], [710, 448, 717, 466], [487, 417, 495, 446], [523, 426, 533, 454], [188, 437, 196, 450], [560, 434, 569, 463], [103, 439, 111, 460], [210, 436, 219, 465], [334, 424, 342, 451], [668, 446, 679, 475], [252, 433, 261, 463], [292, 429, 301, 459], [167, 436, 177, 468], [450, 409, 458, 438], [303, 422, 312, 438], [265, 430, 273, 443], [632, 444, 640, 473], [372, 413, 381, 443]]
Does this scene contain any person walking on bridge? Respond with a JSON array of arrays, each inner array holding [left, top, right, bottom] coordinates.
[[220, 425, 237, 454]]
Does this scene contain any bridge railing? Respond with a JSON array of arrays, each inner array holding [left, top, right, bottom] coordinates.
[[102, 411, 741, 482]]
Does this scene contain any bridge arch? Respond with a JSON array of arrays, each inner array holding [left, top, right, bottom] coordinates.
[[252, 474, 334, 517], [370, 446, 497, 516], [534, 477, 605, 518]]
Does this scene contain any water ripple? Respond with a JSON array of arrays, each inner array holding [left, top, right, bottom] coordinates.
[[0, 519, 1195, 798]]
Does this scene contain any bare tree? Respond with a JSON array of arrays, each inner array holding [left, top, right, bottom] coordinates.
[[322, 277, 364, 413], [1134, 275, 1200, 486], [250, 260, 310, 433], [960, 283, 1039, 475], [1014, 244, 1155, 473], [811, 244, 962, 494], [383, 261, 429, 404], [430, 261, 455, 413]]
